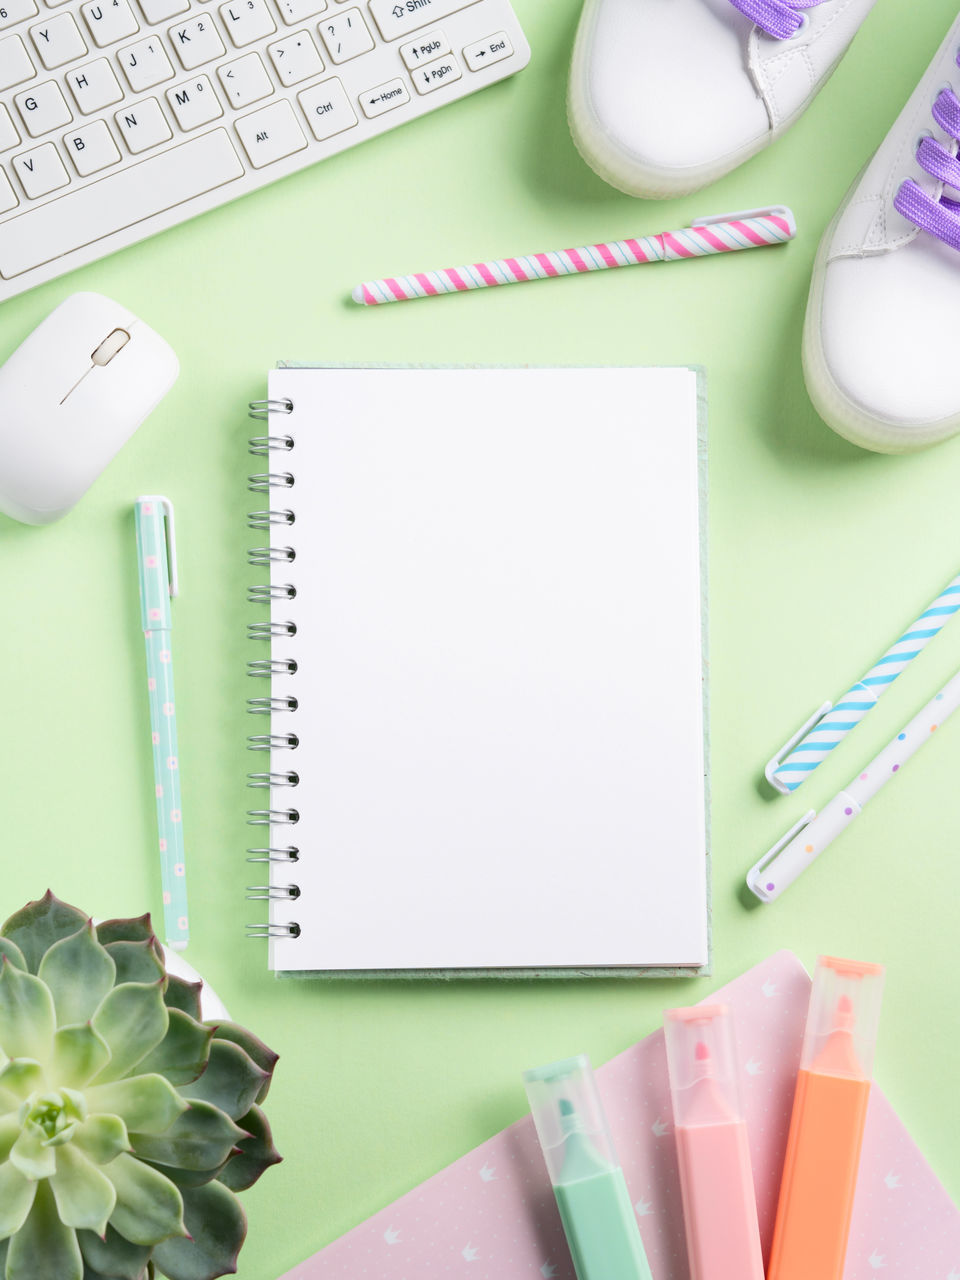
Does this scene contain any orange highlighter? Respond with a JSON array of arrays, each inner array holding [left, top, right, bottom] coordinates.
[[768, 955, 886, 1280]]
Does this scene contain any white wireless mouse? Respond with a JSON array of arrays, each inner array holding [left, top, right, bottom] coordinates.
[[0, 291, 179, 525]]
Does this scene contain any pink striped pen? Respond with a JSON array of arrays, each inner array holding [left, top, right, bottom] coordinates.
[[352, 206, 797, 305]]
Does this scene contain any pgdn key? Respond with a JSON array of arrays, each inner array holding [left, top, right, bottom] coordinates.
[[413, 52, 460, 93]]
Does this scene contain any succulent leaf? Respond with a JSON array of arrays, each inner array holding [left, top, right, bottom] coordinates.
[[95, 916, 157, 948], [130, 1102, 245, 1173], [154, 1160, 228, 1191], [50, 1145, 117, 1234], [138, 1011, 215, 1088], [105, 942, 166, 988], [52, 1025, 113, 1089], [162, 979, 203, 1021], [208, 1025, 278, 1106], [0, 1161, 36, 1240], [216, 1106, 282, 1192], [0, 960, 56, 1062], [0, 938, 26, 971], [92, 984, 169, 1084], [0, 1112, 21, 1161], [151, 1180, 247, 1280], [86, 1075, 188, 1135], [0, 1059, 45, 1100], [72, 1112, 131, 1165], [10, 1119, 57, 1179], [79, 1224, 152, 1280], [103, 1153, 186, 1247], [38, 924, 117, 1027], [7, 1181, 83, 1280], [1, 893, 90, 975], [179, 1042, 267, 1122]]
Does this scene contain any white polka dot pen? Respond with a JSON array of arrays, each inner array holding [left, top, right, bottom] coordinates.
[[352, 206, 797, 304], [748, 666, 960, 903], [135, 496, 189, 951]]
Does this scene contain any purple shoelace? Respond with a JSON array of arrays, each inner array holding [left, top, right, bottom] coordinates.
[[894, 51, 960, 252], [726, 0, 828, 40]]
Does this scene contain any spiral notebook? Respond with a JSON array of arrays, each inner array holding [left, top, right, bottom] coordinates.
[[246, 365, 709, 976]]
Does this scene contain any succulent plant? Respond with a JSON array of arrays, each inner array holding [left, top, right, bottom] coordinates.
[[0, 892, 281, 1280]]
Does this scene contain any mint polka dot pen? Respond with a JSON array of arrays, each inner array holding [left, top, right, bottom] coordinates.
[[135, 496, 189, 951], [748, 667, 960, 903]]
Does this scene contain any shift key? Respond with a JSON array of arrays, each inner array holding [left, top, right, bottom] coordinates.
[[368, 0, 479, 42]]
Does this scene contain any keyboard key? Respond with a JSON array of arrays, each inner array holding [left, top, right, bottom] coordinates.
[[297, 74, 355, 139], [0, 128, 243, 277], [0, 0, 38, 32], [0, 166, 17, 211], [169, 14, 224, 69], [219, 0, 274, 47], [368, 0, 476, 42], [137, 0, 189, 23], [15, 80, 72, 136], [358, 75, 407, 117], [275, 0, 324, 24], [66, 57, 123, 111], [462, 30, 511, 71], [81, 0, 139, 46], [411, 51, 459, 93], [166, 73, 222, 128], [118, 34, 173, 90], [0, 35, 33, 90], [29, 13, 87, 69], [217, 51, 271, 106], [317, 7, 370, 62], [64, 117, 120, 172], [0, 105, 19, 150], [268, 30, 322, 86], [115, 93, 170, 149], [12, 140, 69, 196], [234, 97, 305, 167], [399, 27, 447, 68]]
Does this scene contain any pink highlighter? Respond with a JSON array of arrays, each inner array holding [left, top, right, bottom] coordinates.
[[663, 1005, 764, 1280]]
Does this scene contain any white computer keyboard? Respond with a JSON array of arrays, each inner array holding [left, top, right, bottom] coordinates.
[[0, 0, 529, 300]]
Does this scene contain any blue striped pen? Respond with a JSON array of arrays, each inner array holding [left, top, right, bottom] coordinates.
[[135, 497, 189, 950], [767, 572, 960, 793]]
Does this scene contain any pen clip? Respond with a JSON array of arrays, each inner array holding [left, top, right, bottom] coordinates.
[[692, 206, 798, 237], [746, 809, 817, 901], [138, 494, 178, 599], [764, 700, 833, 794]]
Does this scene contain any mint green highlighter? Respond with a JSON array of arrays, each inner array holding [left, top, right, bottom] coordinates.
[[523, 1055, 653, 1280]]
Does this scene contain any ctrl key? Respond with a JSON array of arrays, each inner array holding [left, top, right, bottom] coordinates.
[[297, 76, 356, 141]]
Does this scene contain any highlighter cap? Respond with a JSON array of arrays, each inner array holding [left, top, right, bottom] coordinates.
[[522, 1054, 617, 1186], [664, 1004, 743, 1127], [801, 955, 885, 1080]]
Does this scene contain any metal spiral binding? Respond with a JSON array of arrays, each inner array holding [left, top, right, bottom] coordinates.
[[248, 509, 295, 529], [246, 922, 301, 939], [247, 399, 300, 943], [248, 584, 296, 603], [249, 398, 294, 421], [248, 621, 297, 639], [248, 658, 298, 677], [248, 733, 299, 750], [247, 846, 300, 863]]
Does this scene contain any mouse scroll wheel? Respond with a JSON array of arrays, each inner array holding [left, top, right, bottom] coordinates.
[[91, 328, 131, 366]]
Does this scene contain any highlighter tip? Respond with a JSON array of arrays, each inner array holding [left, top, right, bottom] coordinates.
[[694, 1040, 710, 1062]]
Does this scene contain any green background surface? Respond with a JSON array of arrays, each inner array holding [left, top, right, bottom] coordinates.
[[1, 0, 959, 1273]]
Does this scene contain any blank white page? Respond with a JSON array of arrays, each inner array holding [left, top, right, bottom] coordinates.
[[261, 367, 707, 973]]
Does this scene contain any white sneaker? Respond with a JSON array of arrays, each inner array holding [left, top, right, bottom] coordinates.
[[805, 14, 960, 452], [569, 0, 877, 199]]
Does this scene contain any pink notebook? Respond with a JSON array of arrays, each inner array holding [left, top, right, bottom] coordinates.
[[283, 952, 960, 1279]]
